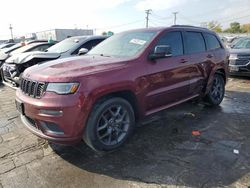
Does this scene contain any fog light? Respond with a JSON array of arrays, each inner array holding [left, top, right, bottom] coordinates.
[[40, 121, 64, 135], [39, 110, 63, 116]]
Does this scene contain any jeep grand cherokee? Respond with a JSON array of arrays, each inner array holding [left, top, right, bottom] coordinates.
[[16, 26, 229, 152]]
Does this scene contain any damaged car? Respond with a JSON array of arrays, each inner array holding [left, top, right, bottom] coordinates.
[[1, 36, 107, 87], [0, 41, 56, 82]]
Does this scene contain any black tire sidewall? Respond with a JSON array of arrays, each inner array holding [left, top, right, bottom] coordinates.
[[83, 97, 135, 152], [206, 74, 225, 106]]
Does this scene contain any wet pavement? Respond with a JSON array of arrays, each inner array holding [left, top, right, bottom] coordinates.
[[0, 77, 250, 188]]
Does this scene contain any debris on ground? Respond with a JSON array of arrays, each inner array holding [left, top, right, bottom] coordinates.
[[184, 112, 196, 118], [233, 149, 239, 154], [192, 130, 201, 136]]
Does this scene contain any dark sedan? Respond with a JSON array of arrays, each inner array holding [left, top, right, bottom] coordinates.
[[229, 37, 250, 76]]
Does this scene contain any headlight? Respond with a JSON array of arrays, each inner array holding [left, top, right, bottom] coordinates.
[[229, 54, 238, 60], [46, 83, 79, 94]]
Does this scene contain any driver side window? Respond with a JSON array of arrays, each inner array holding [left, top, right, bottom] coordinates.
[[156, 31, 184, 56], [73, 39, 105, 55]]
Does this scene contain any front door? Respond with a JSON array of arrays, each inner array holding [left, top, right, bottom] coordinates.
[[145, 31, 191, 114]]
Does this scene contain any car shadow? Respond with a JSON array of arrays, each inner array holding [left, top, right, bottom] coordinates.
[[50, 90, 250, 187]]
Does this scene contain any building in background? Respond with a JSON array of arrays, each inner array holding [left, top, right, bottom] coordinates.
[[34, 29, 93, 41]]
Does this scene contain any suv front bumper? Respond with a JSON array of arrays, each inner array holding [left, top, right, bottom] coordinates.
[[16, 88, 88, 145]]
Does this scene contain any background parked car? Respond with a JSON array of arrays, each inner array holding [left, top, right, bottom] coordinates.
[[0, 43, 16, 50], [0, 41, 56, 83], [229, 37, 250, 76], [0, 40, 54, 67], [1, 35, 107, 87]]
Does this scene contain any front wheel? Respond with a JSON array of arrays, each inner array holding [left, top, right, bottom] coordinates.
[[83, 97, 135, 152], [204, 74, 225, 106]]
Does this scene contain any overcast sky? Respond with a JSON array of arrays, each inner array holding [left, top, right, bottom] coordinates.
[[0, 0, 250, 39]]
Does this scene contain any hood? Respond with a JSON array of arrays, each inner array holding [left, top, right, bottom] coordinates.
[[24, 55, 130, 82], [229, 48, 250, 55], [0, 51, 9, 61], [6, 51, 61, 64]]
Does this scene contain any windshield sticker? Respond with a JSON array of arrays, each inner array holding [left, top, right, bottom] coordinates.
[[129, 39, 147, 45]]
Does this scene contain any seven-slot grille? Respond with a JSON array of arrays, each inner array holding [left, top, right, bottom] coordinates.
[[20, 78, 46, 98]]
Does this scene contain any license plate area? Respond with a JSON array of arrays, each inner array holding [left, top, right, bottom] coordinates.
[[15, 100, 25, 115], [230, 66, 239, 72]]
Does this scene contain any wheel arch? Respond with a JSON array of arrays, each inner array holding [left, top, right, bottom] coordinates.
[[89, 89, 141, 122], [205, 67, 227, 95]]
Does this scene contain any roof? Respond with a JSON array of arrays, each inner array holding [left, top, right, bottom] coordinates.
[[68, 35, 108, 40], [121, 25, 213, 34]]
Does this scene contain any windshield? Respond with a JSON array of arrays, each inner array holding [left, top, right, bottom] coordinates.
[[46, 37, 83, 53], [2, 43, 22, 53], [88, 31, 157, 58], [232, 38, 250, 49]]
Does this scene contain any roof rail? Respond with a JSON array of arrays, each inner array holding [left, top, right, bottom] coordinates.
[[171, 25, 208, 29]]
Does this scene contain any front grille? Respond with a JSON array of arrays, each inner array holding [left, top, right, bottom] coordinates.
[[3, 69, 11, 78], [234, 59, 250, 66], [20, 78, 46, 98], [238, 55, 250, 59]]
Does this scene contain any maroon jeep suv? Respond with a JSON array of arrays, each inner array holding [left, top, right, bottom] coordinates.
[[16, 26, 229, 151]]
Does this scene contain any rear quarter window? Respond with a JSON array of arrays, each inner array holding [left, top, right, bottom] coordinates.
[[203, 33, 221, 50], [184, 32, 206, 54]]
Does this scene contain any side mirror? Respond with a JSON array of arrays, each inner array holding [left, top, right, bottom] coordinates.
[[149, 45, 172, 60], [78, 48, 88, 55]]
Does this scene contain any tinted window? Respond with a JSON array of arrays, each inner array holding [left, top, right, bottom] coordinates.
[[204, 33, 221, 50], [156, 32, 183, 56], [30, 44, 51, 52], [81, 39, 105, 50], [73, 39, 105, 54], [184, 32, 206, 54]]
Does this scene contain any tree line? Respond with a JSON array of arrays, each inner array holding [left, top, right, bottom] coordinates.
[[205, 21, 250, 33]]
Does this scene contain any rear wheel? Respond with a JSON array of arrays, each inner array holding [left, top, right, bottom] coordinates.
[[204, 74, 225, 106], [83, 97, 135, 152]]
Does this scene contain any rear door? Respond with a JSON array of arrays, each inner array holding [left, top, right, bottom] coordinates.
[[182, 31, 211, 95], [203, 32, 225, 73], [145, 31, 191, 113]]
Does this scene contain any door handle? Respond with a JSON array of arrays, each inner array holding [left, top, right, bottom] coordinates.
[[207, 54, 214, 58], [180, 59, 188, 63]]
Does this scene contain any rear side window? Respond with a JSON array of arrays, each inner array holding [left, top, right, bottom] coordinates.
[[82, 39, 105, 50], [73, 39, 105, 54], [184, 32, 206, 54], [156, 31, 183, 56], [203, 33, 221, 50], [30, 44, 51, 52]]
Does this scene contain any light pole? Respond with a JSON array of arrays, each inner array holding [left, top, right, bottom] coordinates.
[[145, 9, 152, 28], [9, 24, 14, 40], [173, 12, 178, 25]]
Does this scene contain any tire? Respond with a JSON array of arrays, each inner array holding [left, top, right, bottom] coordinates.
[[204, 74, 225, 106], [83, 97, 135, 152]]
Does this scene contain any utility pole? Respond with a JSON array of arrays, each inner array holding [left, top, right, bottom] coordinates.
[[145, 9, 152, 28], [9, 24, 13, 40], [173, 12, 178, 25]]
